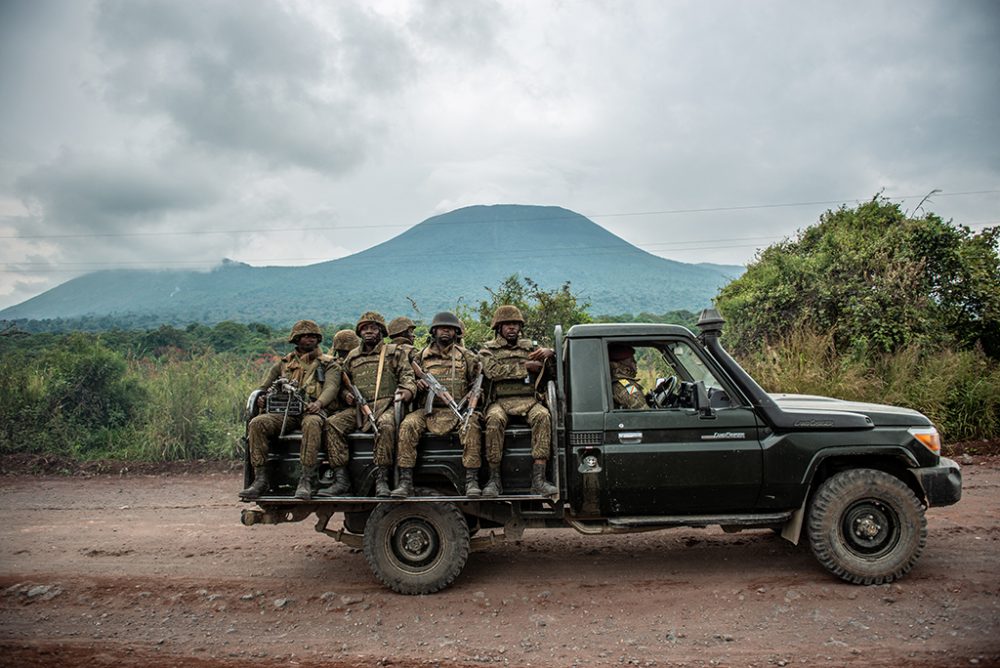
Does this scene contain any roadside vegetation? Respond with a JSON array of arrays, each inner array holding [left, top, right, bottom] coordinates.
[[1, 199, 997, 462]]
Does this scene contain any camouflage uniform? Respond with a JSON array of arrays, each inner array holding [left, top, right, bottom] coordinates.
[[398, 342, 482, 469], [241, 320, 338, 501], [247, 337, 339, 469], [480, 335, 554, 462], [325, 315, 416, 469], [610, 360, 650, 410], [480, 305, 558, 497]]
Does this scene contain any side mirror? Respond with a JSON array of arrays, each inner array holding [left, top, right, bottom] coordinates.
[[693, 380, 715, 418]]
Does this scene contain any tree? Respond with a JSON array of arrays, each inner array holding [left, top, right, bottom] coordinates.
[[715, 198, 1000, 358], [463, 275, 592, 348]]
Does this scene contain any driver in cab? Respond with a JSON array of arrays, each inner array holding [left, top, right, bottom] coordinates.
[[609, 344, 651, 410]]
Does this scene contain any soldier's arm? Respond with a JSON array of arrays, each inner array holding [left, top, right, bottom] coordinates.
[[395, 348, 417, 400], [315, 358, 342, 409], [257, 362, 281, 393]]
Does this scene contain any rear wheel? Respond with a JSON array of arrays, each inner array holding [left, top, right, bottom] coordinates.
[[363, 501, 470, 594], [807, 468, 926, 585]]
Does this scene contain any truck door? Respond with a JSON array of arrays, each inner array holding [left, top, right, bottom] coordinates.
[[600, 339, 763, 515]]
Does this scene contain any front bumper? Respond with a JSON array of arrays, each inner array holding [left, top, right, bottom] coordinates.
[[910, 456, 962, 507]]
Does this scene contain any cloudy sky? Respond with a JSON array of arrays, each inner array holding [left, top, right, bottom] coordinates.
[[1, 0, 998, 310]]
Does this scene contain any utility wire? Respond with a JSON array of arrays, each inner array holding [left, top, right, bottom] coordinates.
[[2, 189, 997, 240]]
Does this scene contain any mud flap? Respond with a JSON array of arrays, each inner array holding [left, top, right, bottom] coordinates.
[[780, 487, 809, 545]]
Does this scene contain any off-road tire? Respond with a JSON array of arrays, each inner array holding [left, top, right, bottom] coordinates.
[[363, 501, 470, 595], [807, 468, 926, 585]]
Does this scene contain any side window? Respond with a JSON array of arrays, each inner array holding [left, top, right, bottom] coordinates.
[[607, 340, 737, 410]]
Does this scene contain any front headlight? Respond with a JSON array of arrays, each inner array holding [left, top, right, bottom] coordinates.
[[909, 426, 941, 455]]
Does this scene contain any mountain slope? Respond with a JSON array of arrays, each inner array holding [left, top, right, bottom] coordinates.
[[1, 205, 743, 324]]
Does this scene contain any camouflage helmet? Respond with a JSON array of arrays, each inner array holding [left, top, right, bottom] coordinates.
[[355, 310, 388, 336], [491, 304, 525, 329], [387, 316, 416, 338], [429, 311, 463, 336], [331, 329, 360, 353], [288, 319, 323, 343]]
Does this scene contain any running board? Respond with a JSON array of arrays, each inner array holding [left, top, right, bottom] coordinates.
[[608, 512, 792, 528]]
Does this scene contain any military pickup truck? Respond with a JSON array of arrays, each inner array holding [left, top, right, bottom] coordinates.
[[239, 309, 962, 595]]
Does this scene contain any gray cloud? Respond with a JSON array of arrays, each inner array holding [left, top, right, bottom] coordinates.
[[15, 147, 220, 234], [94, 0, 414, 173]]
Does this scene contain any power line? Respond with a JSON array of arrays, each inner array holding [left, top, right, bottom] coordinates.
[[2, 219, 997, 272], [1, 189, 997, 240]]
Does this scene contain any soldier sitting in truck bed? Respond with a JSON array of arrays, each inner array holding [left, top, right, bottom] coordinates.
[[394, 312, 483, 498], [479, 305, 558, 496], [325, 311, 416, 498], [240, 320, 340, 501]]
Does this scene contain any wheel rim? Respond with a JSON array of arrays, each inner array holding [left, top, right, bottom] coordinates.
[[387, 517, 441, 573], [840, 498, 900, 558]]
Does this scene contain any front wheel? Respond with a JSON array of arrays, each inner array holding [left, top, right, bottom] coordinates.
[[363, 501, 470, 594], [807, 468, 926, 585]]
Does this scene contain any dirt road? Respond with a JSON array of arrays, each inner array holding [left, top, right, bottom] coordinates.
[[1, 458, 998, 667]]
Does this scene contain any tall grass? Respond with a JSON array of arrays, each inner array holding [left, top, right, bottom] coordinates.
[[126, 354, 261, 461], [740, 328, 1000, 442]]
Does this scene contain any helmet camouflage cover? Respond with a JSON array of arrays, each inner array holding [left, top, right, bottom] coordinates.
[[288, 319, 323, 343], [491, 304, 525, 329], [387, 316, 416, 338], [355, 311, 388, 336], [332, 329, 360, 352], [429, 311, 463, 336]]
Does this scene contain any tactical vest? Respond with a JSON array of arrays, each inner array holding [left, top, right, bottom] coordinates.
[[345, 343, 398, 401], [280, 351, 327, 401], [418, 344, 472, 403], [487, 338, 536, 398]]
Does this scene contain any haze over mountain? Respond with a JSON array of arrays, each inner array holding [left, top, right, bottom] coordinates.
[[0, 205, 743, 326]]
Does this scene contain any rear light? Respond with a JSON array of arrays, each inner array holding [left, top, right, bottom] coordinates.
[[909, 427, 941, 455]]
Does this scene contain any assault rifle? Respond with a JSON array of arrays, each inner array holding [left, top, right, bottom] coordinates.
[[457, 371, 484, 435], [411, 361, 465, 423], [342, 372, 380, 437]]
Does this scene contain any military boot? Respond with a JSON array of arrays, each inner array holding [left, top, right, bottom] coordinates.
[[481, 465, 502, 498], [294, 465, 315, 501], [240, 466, 269, 499], [530, 462, 558, 496], [465, 468, 482, 498], [374, 466, 392, 498], [390, 468, 414, 498], [328, 466, 352, 496]]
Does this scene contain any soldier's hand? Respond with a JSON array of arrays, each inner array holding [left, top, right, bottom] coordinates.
[[305, 400, 322, 414], [416, 378, 430, 392], [529, 347, 554, 361], [397, 388, 413, 403], [343, 392, 356, 406], [256, 395, 265, 409]]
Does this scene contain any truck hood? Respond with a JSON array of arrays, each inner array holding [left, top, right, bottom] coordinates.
[[770, 393, 931, 427]]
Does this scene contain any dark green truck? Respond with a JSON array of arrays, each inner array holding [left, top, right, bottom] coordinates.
[[239, 310, 962, 594]]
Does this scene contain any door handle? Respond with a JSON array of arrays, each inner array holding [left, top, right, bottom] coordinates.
[[618, 431, 643, 444]]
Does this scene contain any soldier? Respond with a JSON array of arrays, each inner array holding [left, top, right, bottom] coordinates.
[[394, 312, 483, 498], [479, 305, 558, 496], [330, 329, 360, 360], [609, 344, 651, 410], [387, 316, 418, 363], [325, 311, 416, 497], [240, 320, 340, 501]]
